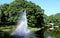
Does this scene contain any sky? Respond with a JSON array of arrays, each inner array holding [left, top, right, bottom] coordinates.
[[0, 0, 60, 16], [0, 0, 14, 4]]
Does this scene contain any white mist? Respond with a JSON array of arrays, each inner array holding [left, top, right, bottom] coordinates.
[[11, 10, 37, 38]]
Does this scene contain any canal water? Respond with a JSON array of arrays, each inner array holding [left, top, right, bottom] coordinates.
[[44, 30, 60, 38]]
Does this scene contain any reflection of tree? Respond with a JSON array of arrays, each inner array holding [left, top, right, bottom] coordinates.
[[35, 29, 44, 38]]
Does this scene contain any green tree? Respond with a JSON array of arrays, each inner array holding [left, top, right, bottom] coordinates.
[[0, 0, 44, 28]]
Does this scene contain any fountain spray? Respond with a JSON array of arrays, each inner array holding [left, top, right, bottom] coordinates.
[[11, 10, 37, 38]]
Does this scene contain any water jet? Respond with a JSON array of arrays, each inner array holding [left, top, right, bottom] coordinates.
[[11, 10, 37, 38]]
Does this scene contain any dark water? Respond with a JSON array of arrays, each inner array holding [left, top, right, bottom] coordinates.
[[11, 35, 25, 38], [44, 30, 60, 38]]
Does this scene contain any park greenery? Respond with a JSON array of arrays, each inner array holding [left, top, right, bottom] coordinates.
[[44, 13, 60, 31], [0, 0, 60, 38], [0, 0, 44, 28]]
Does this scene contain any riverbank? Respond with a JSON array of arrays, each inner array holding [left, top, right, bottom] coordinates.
[[0, 25, 60, 38]]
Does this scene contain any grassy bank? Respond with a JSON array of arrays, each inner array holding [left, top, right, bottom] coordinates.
[[0, 25, 40, 38]]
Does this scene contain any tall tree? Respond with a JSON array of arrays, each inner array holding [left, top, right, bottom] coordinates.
[[0, 0, 44, 27]]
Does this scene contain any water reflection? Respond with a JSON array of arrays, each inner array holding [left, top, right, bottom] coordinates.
[[47, 36, 52, 38], [44, 30, 60, 38], [47, 36, 55, 38]]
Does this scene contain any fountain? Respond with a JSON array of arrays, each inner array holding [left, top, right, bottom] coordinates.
[[11, 10, 37, 38]]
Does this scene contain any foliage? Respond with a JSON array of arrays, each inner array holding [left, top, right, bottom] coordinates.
[[48, 13, 60, 26], [44, 13, 60, 31], [0, 0, 44, 28]]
